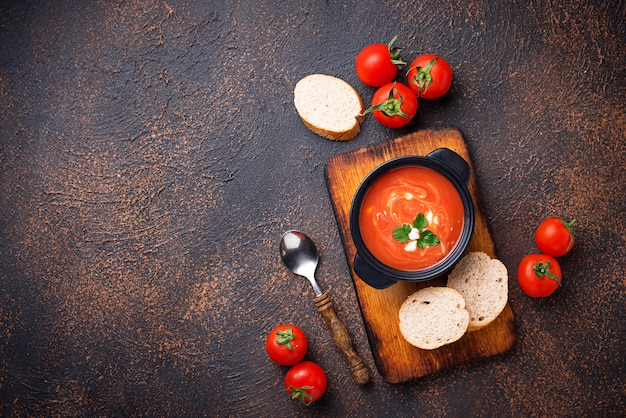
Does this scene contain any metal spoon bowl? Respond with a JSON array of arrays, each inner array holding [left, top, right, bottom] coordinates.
[[279, 230, 323, 296]]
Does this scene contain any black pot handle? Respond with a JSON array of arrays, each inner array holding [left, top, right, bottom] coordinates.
[[427, 148, 470, 184], [353, 253, 397, 289]]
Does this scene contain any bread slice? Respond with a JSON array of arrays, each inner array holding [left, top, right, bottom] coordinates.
[[293, 74, 364, 141], [447, 252, 508, 331], [398, 287, 470, 350]]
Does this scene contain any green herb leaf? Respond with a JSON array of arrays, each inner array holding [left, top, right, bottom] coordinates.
[[413, 213, 427, 229], [419, 230, 441, 247], [392, 224, 412, 242], [392, 212, 441, 249]]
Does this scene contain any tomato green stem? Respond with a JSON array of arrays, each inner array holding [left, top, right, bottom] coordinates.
[[363, 83, 411, 118], [276, 328, 296, 350], [387, 34, 406, 67], [408, 57, 438, 96], [532, 261, 562, 286], [289, 385, 314, 406], [562, 218, 576, 234]]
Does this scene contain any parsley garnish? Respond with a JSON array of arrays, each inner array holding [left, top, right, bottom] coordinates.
[[392, 213, 441, 249]]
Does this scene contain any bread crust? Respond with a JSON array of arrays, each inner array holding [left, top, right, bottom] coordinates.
[[300, 116, 363, 141]]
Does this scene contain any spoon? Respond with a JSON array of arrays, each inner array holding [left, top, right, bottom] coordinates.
[[280, 230, 370, 385]]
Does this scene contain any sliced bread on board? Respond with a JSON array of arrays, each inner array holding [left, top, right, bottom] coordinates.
[[398, 287, 470, 350], [447, 252, 509, 331], [293, 74, 364, 141]]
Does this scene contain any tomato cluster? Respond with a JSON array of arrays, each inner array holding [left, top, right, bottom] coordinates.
[[265, 324, 327, 406], [517, 217, 576, 297], [355, 35, 453, 128]]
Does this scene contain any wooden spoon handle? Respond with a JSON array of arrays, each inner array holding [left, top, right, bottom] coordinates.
[[314, 291, 370, 385]]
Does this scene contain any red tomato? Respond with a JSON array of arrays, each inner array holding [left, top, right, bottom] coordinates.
[[517, 254, 563, 297], [284, 361, 327, 406], [407, 54, 453, 99], [364, 82, 418, 128], [535, 217, 576, 257], [265, 324, 308, 366], [355, 35, 405, 87]]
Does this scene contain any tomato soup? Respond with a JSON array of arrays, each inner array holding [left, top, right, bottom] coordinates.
[[359, 165, 465, 271]]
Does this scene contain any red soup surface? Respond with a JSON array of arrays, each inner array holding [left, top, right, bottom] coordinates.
[[359, 165, 465, 271]]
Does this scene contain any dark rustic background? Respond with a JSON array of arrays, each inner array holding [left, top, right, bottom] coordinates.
[[1, 0, 624, 416]]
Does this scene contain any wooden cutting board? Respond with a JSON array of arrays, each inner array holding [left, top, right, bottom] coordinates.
[[324, 126, 516, 383]]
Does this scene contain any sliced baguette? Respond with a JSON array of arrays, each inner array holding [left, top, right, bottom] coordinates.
[[398, 287, 470, 350], [447, 252, 508, 331], [293, 74, 364, 141]]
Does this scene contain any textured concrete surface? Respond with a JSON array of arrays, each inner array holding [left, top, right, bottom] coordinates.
[[1, 0, 624, 416]]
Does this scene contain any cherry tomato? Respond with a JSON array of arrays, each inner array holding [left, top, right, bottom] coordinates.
[[517, 254, 563, 297], [407, 54, 453, 99], [284, 361, 327, 406], [265, 324, 308, 366], [355, 35, 405, 87], [364, 82, 418, 128], [535, 217, 576, 257]]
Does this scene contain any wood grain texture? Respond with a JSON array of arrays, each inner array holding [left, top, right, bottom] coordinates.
[[313, 292, 370, 385], [325, 127, 516, 383]]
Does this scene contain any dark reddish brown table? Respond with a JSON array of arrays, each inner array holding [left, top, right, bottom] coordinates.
[[1, 1, 624, 416]]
